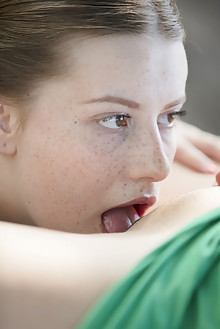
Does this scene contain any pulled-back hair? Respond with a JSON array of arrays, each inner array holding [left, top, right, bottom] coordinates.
[[0, 0, 184, 102]]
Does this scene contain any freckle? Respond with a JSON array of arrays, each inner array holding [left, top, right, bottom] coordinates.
[[76, 209, 82, 216], [74, 121, 78, 124], [124, 183, 127, 187]]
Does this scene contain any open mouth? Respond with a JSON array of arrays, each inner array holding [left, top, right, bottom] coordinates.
[[101, 196, 156, 233]]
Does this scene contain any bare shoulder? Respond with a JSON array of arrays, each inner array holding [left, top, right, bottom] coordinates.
[[0, 187, 219, 329], [131, 186, 220, 237]]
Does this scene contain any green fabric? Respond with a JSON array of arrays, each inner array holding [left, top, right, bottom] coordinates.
[[76, 208, 220, 329]]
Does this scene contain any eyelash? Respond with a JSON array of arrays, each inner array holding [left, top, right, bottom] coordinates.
[[158, 110, 187, 127], [97, 110, 186, 130]]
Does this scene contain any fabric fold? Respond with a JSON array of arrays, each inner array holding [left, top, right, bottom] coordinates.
[[76, 208, 220, 329]]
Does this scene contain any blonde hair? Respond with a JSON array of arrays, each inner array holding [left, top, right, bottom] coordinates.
[[0, 0, 184, 102]]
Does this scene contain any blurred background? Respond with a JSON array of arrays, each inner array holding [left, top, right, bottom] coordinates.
[[177, 0, 220, 134]]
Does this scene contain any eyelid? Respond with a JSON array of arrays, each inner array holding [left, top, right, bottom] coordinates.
[[158, 109, 187, 127], [91, 111, 131, 120], [160, 106, 184, 115], [159, 109, 186, 119], [170, 109, 187, 117]]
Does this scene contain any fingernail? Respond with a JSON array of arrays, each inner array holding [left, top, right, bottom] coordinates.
[[204, 163, 217, 174]]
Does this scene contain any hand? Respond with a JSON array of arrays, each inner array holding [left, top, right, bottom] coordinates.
[[174, 121, 220, 173]]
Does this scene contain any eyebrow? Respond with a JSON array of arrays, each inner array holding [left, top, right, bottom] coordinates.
[[84, 95, 186, 110], [164, 95, 186, 110], [84, 95, 140, 110]]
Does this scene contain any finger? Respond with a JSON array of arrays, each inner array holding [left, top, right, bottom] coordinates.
[[188, 130, 220, 161], [175, 141, 217, 173]]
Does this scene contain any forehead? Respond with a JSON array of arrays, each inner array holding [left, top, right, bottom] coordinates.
[[64, 34, 187, 103]]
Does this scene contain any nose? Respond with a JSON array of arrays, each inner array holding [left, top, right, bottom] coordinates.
[[126, 125, 173, 182]]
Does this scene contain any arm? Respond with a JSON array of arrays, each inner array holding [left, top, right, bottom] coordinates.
[[1, 185, 220, 329]]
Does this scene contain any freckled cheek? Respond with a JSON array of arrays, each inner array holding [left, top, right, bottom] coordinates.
[[21, 124, 124, 206], [161, 129, 177, 162], [18, 128, 128, 231], [47, 143, 120, 194]]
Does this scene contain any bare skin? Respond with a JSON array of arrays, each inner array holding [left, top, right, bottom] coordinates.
[[0, 35, 188, 234], [0, 32, 219, 329], [174, 121, 220, 173], [0, 164, 219, 329]]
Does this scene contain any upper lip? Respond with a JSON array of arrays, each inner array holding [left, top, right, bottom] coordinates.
[[111, 195, 157, 209], [101, 195, 157, 233]]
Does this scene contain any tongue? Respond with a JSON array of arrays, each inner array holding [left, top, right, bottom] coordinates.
[[102, 205, 139, 233]]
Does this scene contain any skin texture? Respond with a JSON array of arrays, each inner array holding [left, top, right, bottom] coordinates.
[[175, 120, 220, 173], [1, 185, 220, 329], [0, 25, 219, 329], [0, 34, 187, 233]]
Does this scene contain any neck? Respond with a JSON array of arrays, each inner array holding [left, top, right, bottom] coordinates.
[[0, 157, 30, 225]]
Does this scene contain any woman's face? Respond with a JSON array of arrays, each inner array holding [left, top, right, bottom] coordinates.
[[13, 34, 188, 233]]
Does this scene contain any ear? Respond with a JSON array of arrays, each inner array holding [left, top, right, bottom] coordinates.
[[0, 103, 17, 156]]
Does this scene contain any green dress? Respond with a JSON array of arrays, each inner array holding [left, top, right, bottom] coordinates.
[[76, 208, 220, 329]]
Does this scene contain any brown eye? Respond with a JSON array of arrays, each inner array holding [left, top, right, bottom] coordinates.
[[158, 110, 186, 127], [115, 115, 127, 127], [167, 113, 176, 123], [98, 114, 131, 129]]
